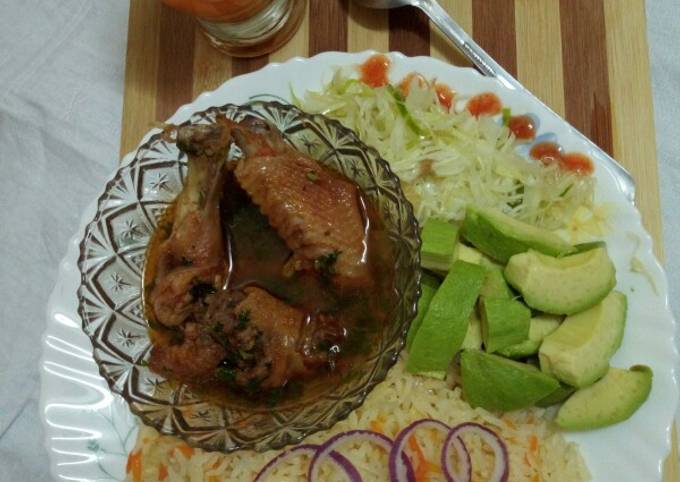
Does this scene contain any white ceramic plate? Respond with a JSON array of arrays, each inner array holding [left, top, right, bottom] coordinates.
[[40, 51, 678, 481]]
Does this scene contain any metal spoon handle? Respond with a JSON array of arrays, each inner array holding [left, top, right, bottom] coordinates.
[[415, 0, 519, 90], [413, 0, 636, 203]]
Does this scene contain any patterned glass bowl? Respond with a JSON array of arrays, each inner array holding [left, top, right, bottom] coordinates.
[[77, 101, 421, 452]]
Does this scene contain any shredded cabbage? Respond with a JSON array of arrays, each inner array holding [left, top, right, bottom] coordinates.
[[298, 70, 595, 230]]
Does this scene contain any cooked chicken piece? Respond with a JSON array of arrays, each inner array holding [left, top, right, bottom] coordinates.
[[148, 119, 233, 327], [232, 286, 310, 389], [149, 322, 226, 383], [198, 286, 346, 389], [231, 119, 370, 285]]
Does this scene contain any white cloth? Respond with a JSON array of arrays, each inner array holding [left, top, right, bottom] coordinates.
[[0, 1, 128, 480], [0, 1, 677, 480]]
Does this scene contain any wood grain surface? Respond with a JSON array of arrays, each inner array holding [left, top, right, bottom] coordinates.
[[120, 1, 675, 478]]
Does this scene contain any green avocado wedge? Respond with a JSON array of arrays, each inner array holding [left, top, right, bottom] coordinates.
[[539, 291, 627, 387], [461, 205, 575, 263], [420, 218, 460, 272], [479, 264, 513, 299], [504, 247, 616, 315], [480, 297, 531, 353], [556, 365, 653, 430], [454, 243, 483, 265], [407, 261, 486, 379], [536, 383, 576, 407], [496, 315, 562, 359], [405, 273, 441, 351], [461, 314, 483, 350], [460, 350, 560, 412]]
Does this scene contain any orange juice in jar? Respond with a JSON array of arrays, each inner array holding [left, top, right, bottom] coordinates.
[[161, 0, 306, 57]]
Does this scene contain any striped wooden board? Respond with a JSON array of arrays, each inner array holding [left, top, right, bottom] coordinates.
[[120, 1, 676, 479]]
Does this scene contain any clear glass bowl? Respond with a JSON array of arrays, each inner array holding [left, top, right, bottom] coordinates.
[[77, 101, 421, 452]]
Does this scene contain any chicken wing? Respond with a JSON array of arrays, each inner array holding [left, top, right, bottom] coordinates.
[[232, 119, 370, 285]]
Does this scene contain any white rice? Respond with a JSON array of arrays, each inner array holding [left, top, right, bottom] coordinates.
[[126, 358, 590, 482]]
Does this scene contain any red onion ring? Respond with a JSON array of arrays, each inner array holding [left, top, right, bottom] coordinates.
[[253, 443, 359, 482], [308, 429, 414, 482], [442, 422, 509, 482], [439, 432, 471, 482], [389, 419, 450, 482]]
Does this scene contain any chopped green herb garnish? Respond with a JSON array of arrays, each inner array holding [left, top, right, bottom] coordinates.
[[502, 107, 512, 126], [305, 170, 319, 182], [266, 388, 283, 407], [316, 339, 332, 352], [216, 367, 236, 383], [189, 282, 216, 300], [246, 378, 262, 394], [239, 349, 254, 361], [180, 256, 193, 266], [560, 184, 573, 197], [314, 250, 341, 278], [236, 309, 251, 329]]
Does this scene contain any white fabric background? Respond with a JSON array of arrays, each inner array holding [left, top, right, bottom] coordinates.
[[0, 1, 676, 480]]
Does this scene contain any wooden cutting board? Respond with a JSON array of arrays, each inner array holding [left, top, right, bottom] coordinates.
[[120, 1, 676, 480]]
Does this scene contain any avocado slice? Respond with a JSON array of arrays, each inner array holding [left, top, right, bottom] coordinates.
[[407, 261, 486, 378], [539, 291, 627, 387], [504, 247, 616, 315], [536, 383, 576, 407], [406, 273, 441, 351], [421, 218, 460, 272], [461, 205, 575, 263], [461, 313, 483, 350], [460, 350, 560, 412], [455, 242, 483, 265], [479, 264, 513, 299], [556, 365, 653, 430], [480, 297, 531, 353], [496, 315, 562, 359]]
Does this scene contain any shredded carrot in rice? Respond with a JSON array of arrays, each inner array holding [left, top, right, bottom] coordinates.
[[529, 435, 539, 454], [408, 435, 440, 481], [369, 416, 385, 434], [126, 450, 142, 482], [176, 444, 194, 458], [503, 418, 517, 430], [158, 464, 168, 481]]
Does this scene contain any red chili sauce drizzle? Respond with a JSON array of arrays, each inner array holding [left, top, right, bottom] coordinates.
[[530, 141, 594, 175], [360, 56, 456, 110], [508, 115, 536, 141], [467, 92, 502, 117], [435, 83, 454, 110], [359, 54, 390, 88]]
